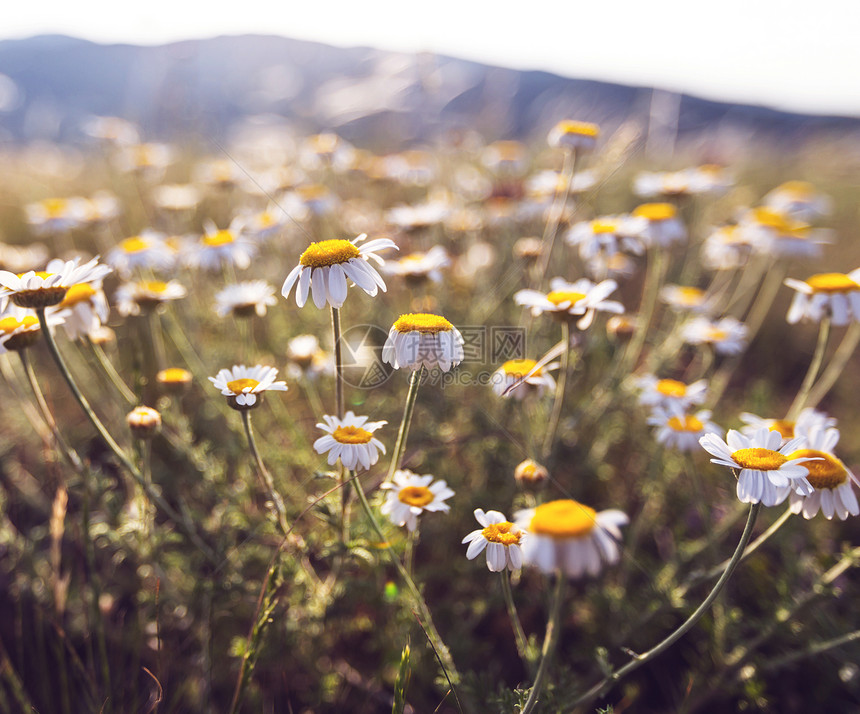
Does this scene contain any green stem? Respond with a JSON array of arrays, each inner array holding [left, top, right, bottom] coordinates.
[[571, 503, 761, 709], [520, 571, 565, 714], [501, 571, 535, 673], [331, 306, 344, 419], [241, 409, 289, 536], [352, 477, 460, 684], [36, 308, 218, 565], [86, 337, 136, 404], [805, 322, 860, 410], [786, 316, 830, 421], [385, 367, 424, 484], [542, 321, 571, 460], [621, 248, 667, 375], [534, 149, 577, 287]]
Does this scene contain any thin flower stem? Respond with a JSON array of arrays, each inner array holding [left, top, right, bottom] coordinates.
[[36, 308, 218, 565], [806, 322, 860, 410], [542, 321, 570, 460], [621, 248, 668, 375], [786, 316, 831, 421], [352, 476, 460, 683], [241, 409, 290, 536], [86, 337, 136, 404], [331, 306, 344, 419], [520, 571, 565, 714], [385, 366, 424, 484], [500, 571, 535, 673], [535, 149, 577, 288], [570, 503, 760, 710]]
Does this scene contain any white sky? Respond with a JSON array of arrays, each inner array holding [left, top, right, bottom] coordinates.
[[4, 0, 859, 116]]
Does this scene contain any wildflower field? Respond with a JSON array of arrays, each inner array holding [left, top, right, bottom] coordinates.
[[1, 117, 859, 713]]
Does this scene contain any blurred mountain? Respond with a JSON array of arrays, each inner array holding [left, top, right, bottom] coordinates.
[[0, 34, 857, 149]]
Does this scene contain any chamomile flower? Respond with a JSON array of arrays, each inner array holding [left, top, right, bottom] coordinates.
[[462, 509, 525, 572], [380, 470, 454, 532], [382, 246, 450, 285], [739, 408, 836, 445], [514, 500, 628, 579], [701, 225, 754, 271], [648, 407, 722, 452], [514, 277, 624, 329], [54, 280, 110, 341], [699, 427, 817, 506], [637, 376, 708, 414], [0, 257, 112, 309], [739, 207, 830, 259], [660, 285, 711, 313], [784, 271, 860, 326], [547, 120, 600, 152], [185, 220, 257, 272], [764, 181, 832, 222], [282, 234, 397, 309], [156, 367, 193, 394], [491, 358, 558, 400], [631, 203, 687, 248], [107, 231, 175, 277], [24, 197, 90, 234], [114, 280, 187, 316], [214, 281, 277, 318], [682, 316, 748, 355], [313, 412, 386, 470], [382, 313, 465, 372], [0, 305, 64, 353], [786, 426, 859, 520], [566, 216, 644, 261], [209, 364, 288, 410]]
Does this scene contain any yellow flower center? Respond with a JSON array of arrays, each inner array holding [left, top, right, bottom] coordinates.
[[529, 499, 597, 538], [0, 316, 39, 334], [332, 425, 373, 444], [805, 273, 860, 294], [768, 420, 795, 439], [667, 415, 704, 432], [299, 239, 360, 268], [778, 180, 814, 198], [226, 378, 260, 393], [393, 313, 453, 334], [59, 283, 96, 308], [502, 359, 541, 378], [481, 521, 522, 546], [42, 199, 69, 218], [591, 219, 619, 234], [157, 367, 191, 383], [140, 281, 169, 294], [751, 207, 793, 232], [203, 230, 235, 247], [731, 447, 788, 471], [555, 120, 600, 138], [18, 271, 53, 280], [297, 184, 329, 200], [655, 379, 687, 397], [634, 203, 676, 221], [706, 327, 728, 342], [546, 290, 586, 307], [398, 486, 434, 507], [120, 236, 149, 253], [786, 449, 846, 489], [671, 287, 705, 306]]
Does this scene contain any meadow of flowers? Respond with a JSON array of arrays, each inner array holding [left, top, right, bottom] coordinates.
[[0, 116, 859, 712]]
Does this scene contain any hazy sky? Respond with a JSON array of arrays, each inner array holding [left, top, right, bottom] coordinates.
[[4, 0, 859, 116]]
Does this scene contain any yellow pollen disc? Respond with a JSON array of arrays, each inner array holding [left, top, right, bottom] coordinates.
[[398, 485, 434, 507], [157, 368, 191, 383], [299, 239, 360, 268], [17, 271, 53, 280], [140, 281, 168, 294], [656, 379, 687, 397], [43, 199, 68, 217], [120, 236, 149, 253], [672, 287, 705, 306], [768, 420, 795, 439], [402, 253, 427, 265], [298, 184, 328, 200], [203, 230, 235, 247], [786, 449, 847, 489], [332, 425, 373, 444], [634, 203, 676, 221], [502, 358, 541, 378], [779, 180, 814, 198], [530, 500, 597, 538], [668, 415, 704, 432], [706, 328, 728, 342], [751, 207, 793, 232], [805, 273, 860, 293], [226, 378, 260, 393], [257, 213, 276, 228], [0, 316, 39, 334], [731, 447, 788, 471], [556, 120, 599, 138], [546, 290, 586, 307], [393, 313, 453, 334], [481, 522, 521, 546], [591, 219, 619, 234], [60, 283, 96, 307]]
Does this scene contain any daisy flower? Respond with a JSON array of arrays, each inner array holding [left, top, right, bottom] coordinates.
[[739, 408, 836, 445], [631, 203, 687, 248], [682, 316, 748, 355], [184, 219, 257, 272], [648, 407, 722, 452], [0, 305, 65, 353], [784, 271, 860, 326], [547, 120, 600, 152], [156, 367, 193, 394], [637, 376, 708, 414], [126, 406, 162, 439], [386, 201, 451, 231], [660, 285, 711, 313], [241, 204, 288, 243], [0, 257, 112, 309], [382, 313, 465, 372], [313, 412, 386, 470], [115, 142, 173, 177], [786, 426, 859, 520], [53, 280, 110, 341], [491, 358, 558, 400], [699, 427, 817, 506], [114, 280, 187, 316], [514, 277, 624, 329], [763, 181, 831, 222], [514, 500, 628, 579], [285, 334, 334, 380], [107, 231, 175, 277], [382, 246, 450, 284], [151, 184, 201, 213], [738, 207, 830, 259], [209, 364, 288, 410], [281, 233, 397, 309], [701, 225, 755, 271], [462, 509, 525, 572], [380, 470, 454, 532], [214, 281, 277, 318], [566, 216, 644, 261], [24, 197, 90, 235], [514, 459, 550, 490]]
